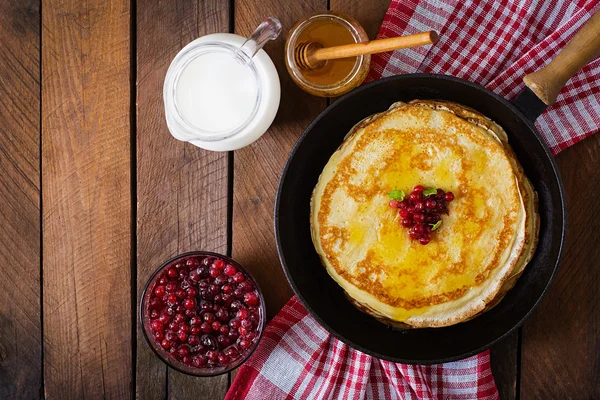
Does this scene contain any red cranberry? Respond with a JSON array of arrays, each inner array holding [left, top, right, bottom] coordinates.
[[232, 272, 245, 283], [213, 259, 225, 270], [222, 294, 234, 304], [219, 325, 230, 335], [176, 304, 185, 313], [186, 258, 200, 269], [214, 294, 223, 303], [150, 309, 160, 319], [203, 313, 215, 322], [224, 264, 237, 276], [234, 288, 244, 299], [445, 192, 455, 202], [167, 267, 178, 278], [154, 285, 166, 297], [150, 320, 164, 332], [401, 218, 414, 228], [243, 292, 259, 306], [161, 340, 172, 349], [398, 200, 408, 209], [185, 309, 197, 318], [409, 227, 421, 239], [154, 330, 164, 341], [389, 199, 400, 208], [209, 267, 220, 278], [190, 317, 202, 326], [237, 309, 249, 320], [200, 301, 212, 311], [218, 353, 229, 365], [158, 313, 171, 324], [198, 279, 209, 289], [399, 209, 410, 218], [239, 281, 254, 292], [413, 185, 424, 192], [211, 321, 222, 331], [216, 308, 229, 321], [415, 202, 425, 212], [168, 321, 179, 331], [174, 314, 185, 324], [191, 326, 202, 335], [413, 213, 425, 223], [238, 327, 249, 336], [149, 298, 162, 309], [192, 355, 207, 367], [222, 284, 233, 294], [199, 322, 212, 334], [228, 330, 240, 341], [436, 188, 445, 198], [419, 235, 431, 245], [413, 224, 425, 234], [189, 270, 200, 282], [206, 350, 218, 362], [230, 319, 241, 329], [409, 192, 421, 202], [178, 331, 188, 342], [241, 319, 253, 329], [179, 324, 190, 334], [425, 199, 437, 209], [159, 277, 168, 285], [230, 301, 243, 311], [186, 287, 197, 298], [165, 282, 177, 293], [238, 339, 251, 349], [218, 335, 230, 347], [214, 275, 228, 286], [188, 335, 200, 346], [183, 299, 195, 310]]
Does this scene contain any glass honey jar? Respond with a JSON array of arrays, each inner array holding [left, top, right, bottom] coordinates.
[[285, 11, 370, 97]]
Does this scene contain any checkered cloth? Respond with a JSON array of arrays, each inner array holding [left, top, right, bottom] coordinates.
[[367, 0, 600, 155], [225, 297, 498, 400]]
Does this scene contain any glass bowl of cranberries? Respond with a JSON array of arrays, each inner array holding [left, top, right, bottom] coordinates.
[[140, 251, 266, 376]]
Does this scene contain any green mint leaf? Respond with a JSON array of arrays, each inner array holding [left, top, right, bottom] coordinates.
[[388, 189, 405, 201], [423, 187, 437, 196], [431, 220, 442, 231]]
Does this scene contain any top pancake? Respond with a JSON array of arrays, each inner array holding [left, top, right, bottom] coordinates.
[[310, 101, 528, 327]]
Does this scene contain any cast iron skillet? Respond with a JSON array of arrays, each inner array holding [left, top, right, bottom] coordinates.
[[275, 12, 600, 363]]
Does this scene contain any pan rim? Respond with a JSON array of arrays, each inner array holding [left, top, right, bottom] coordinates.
[[274, 73, 567, 364]]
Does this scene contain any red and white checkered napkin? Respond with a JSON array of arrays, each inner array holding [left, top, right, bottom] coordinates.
[[367, 0, 600, 155], [225, 297, 498, 400]]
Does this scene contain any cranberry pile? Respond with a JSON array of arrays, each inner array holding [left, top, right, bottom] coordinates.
[[145, 255, 262, 370], [388, 185, 455, 245]]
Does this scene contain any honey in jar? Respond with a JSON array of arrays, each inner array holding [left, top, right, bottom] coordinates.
[[285, 12, 370, 97]]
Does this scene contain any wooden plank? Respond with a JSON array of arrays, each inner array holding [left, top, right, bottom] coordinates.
[[333, 0, 390, 40], [136, 0, 230, 398], [41, 0, 131, 397], [520, 133, 600, 398], [0, 0, 41, 398], [231, 0, 327, 320], [490, 333, 518, 400]]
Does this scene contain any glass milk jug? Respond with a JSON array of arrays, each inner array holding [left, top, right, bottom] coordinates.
[[164, 18, 281, 151]]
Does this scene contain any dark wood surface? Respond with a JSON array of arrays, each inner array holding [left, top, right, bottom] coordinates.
[[0, 0, 598, 398]]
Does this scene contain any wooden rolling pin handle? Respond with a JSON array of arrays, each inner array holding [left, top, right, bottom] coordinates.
[[310, 31, 438, 63], [523, 10, 600, 106]]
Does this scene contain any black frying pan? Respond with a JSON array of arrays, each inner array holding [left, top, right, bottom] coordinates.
[[275, 11, 600, 363]]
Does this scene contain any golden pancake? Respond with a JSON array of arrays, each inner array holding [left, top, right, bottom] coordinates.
[[310, 101, 536, 328]]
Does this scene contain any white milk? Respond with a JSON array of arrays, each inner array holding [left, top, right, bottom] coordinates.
[[164, 27, 281, 151], [175, 51, 258, 133]]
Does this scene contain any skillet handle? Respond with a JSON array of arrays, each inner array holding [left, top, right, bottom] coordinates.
[[523, 10, 600, 106]]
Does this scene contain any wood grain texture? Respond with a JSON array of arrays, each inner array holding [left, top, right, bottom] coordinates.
[[520, 132, 600, 399], [332, 0, 390, 40], [42, 0, 131, 398], [136, 1, 230, 398], [0, 0, 41, 398], [490, 333, 518, 400], [231, 0, 327, 320]]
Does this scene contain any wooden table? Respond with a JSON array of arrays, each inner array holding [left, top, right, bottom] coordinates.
[[1, 0, 599, 398]]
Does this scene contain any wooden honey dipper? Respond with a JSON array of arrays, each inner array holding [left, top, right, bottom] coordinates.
[[295, 31, 438, 70]]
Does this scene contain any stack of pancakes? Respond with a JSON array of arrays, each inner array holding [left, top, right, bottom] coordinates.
[[310, 100, 539, 328]]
